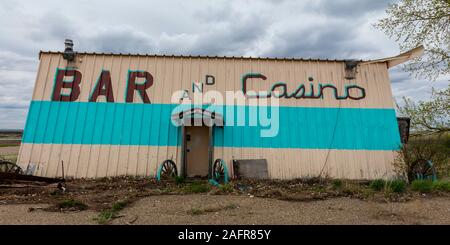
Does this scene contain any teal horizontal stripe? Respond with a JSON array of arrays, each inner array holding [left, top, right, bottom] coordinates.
[[22, 101, 401, 150]]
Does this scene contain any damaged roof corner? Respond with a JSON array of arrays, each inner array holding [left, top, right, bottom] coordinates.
[[360, 45, 425, 69]]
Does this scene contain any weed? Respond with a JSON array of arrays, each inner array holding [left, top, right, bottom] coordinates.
[[310, 185, 326, 193], [219, 183, 234, 193], [432, 180, 450, 191], [369, 179, 385, 191], [111, 200, 129, 212], [182, 181, 211, 193], [95, 199, 129, 224], [387, 179, 406, 193], [411, 180, 450, 192], [359, 188, 375, 198], [57, 199, 87, 211], [411, 180, 433, 193], [331, 179, 343, 189], [96, 210, 115, 224], [341, 184, 360, 195], [175, 176, 185, 185]]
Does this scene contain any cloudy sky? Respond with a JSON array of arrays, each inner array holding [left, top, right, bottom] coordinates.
[[0, 0, 447, 129]]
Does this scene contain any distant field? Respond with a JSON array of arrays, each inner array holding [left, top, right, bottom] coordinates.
[[0, 130, 22, 146], [0, 130, 21, 162], [0, 146, 19, 162]]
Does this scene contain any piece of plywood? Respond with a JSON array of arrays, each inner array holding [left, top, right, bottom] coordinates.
[[234, 159, 269, 179]]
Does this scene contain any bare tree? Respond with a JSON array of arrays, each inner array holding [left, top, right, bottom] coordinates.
[[376, 0, 450, 79]]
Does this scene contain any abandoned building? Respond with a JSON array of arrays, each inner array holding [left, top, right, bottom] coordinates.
[[16, 41, 423, 180]]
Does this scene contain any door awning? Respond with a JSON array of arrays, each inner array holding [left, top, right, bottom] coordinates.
[[171, 108, 224, 127]]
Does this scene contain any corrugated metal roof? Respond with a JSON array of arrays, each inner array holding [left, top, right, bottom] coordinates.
[[39, 50, 365, 62]]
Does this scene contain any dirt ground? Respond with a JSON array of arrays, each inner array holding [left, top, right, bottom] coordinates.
[[1, 195, 450, 225], [0, 177, 449, 225]]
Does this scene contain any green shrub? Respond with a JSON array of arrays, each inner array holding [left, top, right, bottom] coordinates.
[[388, 179, 406, 193], [331, 179, 343, 189], [411, 180, 433, 192], [432, 180, 450, 191], [219, 183, 234, 193], [369, 179, 385, 191], [174, 176, 185, 185], [57, 199, 87, 210], [96, 210, 115, 224], [411, 180, 450, 192]]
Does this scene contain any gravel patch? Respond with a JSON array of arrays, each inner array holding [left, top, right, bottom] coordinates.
[[1, 195, 449, 225], [0, 204, 97, 225], [109, 195, 450, 225]]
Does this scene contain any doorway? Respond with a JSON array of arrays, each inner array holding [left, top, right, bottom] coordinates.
[[185, 126, 210, 177]]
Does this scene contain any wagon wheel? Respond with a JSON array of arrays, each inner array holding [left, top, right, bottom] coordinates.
[[411, 159, 436, 181], [156, 159, 178, 181], [212, 159, 228, 184], [0, 160, 22, 174]]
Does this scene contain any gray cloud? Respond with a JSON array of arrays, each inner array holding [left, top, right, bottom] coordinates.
[[80, 26, 157, 54], [316, 0, 395, 18], [29, 12, 77, 43], [0, 0, 444, 129], [262, 19, 377, 59]]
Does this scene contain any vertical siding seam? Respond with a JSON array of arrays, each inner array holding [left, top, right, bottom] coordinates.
[[166, 56, 176, 166], [113, 55, 125, 176], [161, 56, 172, 168], [84, 55, 101, 178], [144, 56, 155, 176], [124, 55, 135, 176], [75, 55, 96, 177], [144, 56, 152, 176], [94, 55, 109, 178], [135, 56, 145, 176], [66, 54, 87, 177], [131, 56, 141, 176], [153, 56, 163, 173]]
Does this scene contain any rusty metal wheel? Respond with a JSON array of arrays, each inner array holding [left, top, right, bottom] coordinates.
[[156, 159, 177, 181], [410, 159, 436, 181], [212, 159, 228, 184]]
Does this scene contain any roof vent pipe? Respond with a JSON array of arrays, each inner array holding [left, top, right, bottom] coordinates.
[[344, 60, 358, 80], [63, 39, 75, 61]]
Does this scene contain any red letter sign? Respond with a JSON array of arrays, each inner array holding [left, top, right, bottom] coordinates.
[[125, 71, 153, 103], [89, 70, 115, 102], [51, 69, 82, 102]]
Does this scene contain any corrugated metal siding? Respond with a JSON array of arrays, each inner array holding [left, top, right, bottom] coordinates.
[[17, 53, 399, 179], [29, 53, 393, 108]]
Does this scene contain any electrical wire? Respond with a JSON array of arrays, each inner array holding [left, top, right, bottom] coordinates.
[[318, 82, 344, 178]]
